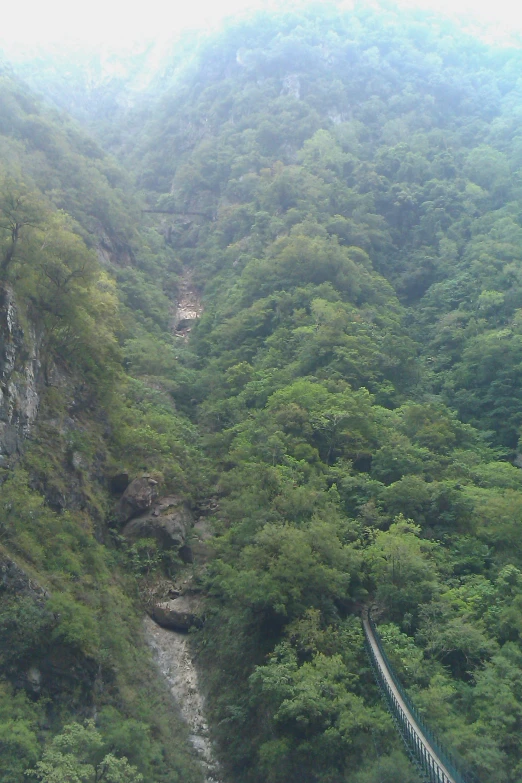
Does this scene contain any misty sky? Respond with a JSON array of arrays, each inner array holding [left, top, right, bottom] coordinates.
[[2, 0, 521, 50]]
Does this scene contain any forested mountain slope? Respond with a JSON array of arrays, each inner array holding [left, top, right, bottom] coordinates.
[[118, 6, 522, 783], [0, 66, 206, 783], [130, 2, 522, 448], [4, 3, 522, 783]]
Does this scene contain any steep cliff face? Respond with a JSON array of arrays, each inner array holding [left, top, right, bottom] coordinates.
[[0, 291, 100, 704], [0, 547, 99, 705], [0, 285, 41, 466], [0, 60, 211, 781], [0, 549, 48, 601]]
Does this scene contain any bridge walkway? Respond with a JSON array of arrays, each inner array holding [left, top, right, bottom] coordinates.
[[362, 613, 475, 783]]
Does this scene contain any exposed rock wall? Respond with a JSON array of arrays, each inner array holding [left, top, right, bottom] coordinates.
[[171, 269, 203, 335], [122, 494, 194, 552], [0, 549, 48, 602], [0, 285, 41, 465], [144, 615, 222, 783]]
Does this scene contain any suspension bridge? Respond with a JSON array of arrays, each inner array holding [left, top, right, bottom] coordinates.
[[362, 611, 478, 783]]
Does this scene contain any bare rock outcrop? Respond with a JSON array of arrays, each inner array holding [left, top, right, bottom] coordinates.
[[0, 550, 48, 602], [144, 614, 221, 782], [0, 285, 41, 465], [152, 594, 202, 631], [171, 269, 203, 336], [122, 495, 194, 553], [117, 475, 159, 523]]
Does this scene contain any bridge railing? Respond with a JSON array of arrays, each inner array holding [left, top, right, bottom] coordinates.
[[364, 613, 478, 783]]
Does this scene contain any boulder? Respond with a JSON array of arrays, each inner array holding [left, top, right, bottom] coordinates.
[[122, 496, 193, 550], [151, 594, 202, 631], [117, 475, 159, 523]]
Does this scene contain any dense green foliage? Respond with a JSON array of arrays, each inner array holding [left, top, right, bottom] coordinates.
[[5, 3, 522, 783], [131, 1, 522, 449], [114, 5, 522, 782], [0, 66, 205, 783]]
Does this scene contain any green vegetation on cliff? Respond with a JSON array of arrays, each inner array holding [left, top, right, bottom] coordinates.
[[4, 3, 522, 783], [0, 66, 205, 783], [119, 5, 522, 782]]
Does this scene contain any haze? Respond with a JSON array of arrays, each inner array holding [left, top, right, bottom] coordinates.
[[1, 0, 522, 51]]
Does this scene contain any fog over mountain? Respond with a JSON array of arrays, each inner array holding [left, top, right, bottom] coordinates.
[[1, 4, 522, 783]]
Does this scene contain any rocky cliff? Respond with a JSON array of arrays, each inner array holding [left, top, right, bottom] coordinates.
[[0, 285, 40, 466]]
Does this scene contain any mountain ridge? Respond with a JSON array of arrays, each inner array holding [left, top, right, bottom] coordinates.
[[3, 5, 522, 783]]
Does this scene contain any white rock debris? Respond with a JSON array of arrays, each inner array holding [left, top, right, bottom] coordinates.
[[143, 614, 221, 783], [171, 269, 203, 334]]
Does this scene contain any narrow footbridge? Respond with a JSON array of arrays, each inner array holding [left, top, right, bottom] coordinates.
[[362, 612, 477, 783]]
